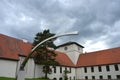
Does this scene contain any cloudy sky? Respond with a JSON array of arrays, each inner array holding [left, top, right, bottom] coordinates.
[[0, 0, 120, 52]]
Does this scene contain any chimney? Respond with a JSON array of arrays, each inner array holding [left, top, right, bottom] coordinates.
[[22, 39, 28, 43]]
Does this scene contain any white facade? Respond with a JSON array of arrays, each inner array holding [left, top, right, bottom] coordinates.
[[0, 42, 120, 80], [49, 66, 76, 80], [0, 59, 17, 77], [76, 64, 120, 79], [34, 64, 44, 78], [56, 44, 83, 65], [15, 56, 76, 80]]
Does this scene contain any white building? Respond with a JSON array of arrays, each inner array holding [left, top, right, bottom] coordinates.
[[0, 34, 120, 80]]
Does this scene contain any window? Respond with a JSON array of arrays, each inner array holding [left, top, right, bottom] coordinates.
[[59, 77, 63, 80], [91, 67, 94, 72], [60, 67, 62, 73], [84, 67, 87, 73], [54, 66, 56, 73], [98, 66, 102, 72], [114, 64, 119, 71], [116, 75, 120, 79], [85, 76, 88, 80], [106, 65, 110, 71], [92, 76, 95, 80], [65, 67, 67, 70], [69, 67, 71, 73], [74, 76, 75, 80], [99, 75, 103, 79], [108, 75, 111, 79], [69, 77, 71, 80], [64, 47, 68, 50]]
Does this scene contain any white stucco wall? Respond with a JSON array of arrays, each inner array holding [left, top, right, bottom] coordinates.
[[0, 59, 17, 78], [49, 66, 76, 80], [34, 64, 44, 78], [16, 56, 35, 78], [56, 44, 83, 65], [76, 64, 120, 79], [26, 58, 35, 78], [57, 44, 83, 54], [66, 51, 80, 65]]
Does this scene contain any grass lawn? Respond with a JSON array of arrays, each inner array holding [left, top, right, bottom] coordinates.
[[0, 77, 15, 80], [0, 77, 49, 80], [26, 78, 48, 80]]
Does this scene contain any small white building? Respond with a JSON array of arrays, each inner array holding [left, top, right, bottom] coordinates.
[[0, 34, 120, 80]]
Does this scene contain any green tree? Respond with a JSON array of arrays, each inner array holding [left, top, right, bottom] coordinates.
[[33, 29, 59, 79], [63, 70, 70, 80]]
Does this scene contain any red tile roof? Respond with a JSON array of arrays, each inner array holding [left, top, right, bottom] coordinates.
[[0, 34, 75, 66], [1, 34, 120, 67], [0, 34, 32, 60], [77, 47, 120, 67], [55, 51, 75, 67]]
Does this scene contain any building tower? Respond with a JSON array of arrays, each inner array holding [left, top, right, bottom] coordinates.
[[56, 42, 84, 65]]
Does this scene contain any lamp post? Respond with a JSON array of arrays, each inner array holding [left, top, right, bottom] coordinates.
[[17, 31, 78, 80]]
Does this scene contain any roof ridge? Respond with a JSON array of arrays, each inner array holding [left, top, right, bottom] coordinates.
[[56, 41, 84, 48], [0, 33, 31, 44], [86, 47, 120, 54]]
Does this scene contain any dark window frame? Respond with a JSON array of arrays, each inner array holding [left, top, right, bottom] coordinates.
[[91, 66, 94, 72], [99, 75, 103, 79], [84, 67, 87, 73], [65, 67, 67, 71], [98, 66, 102, 72], [108, 75, 111, 79], [114, 64, 119, 71], [54, 66, 56, 73], [106, 65, 110, 71], [60, 67, 62, 73], [69, 67, 71, 73], [116, 75, 120, 79], [92, 76, 95, 80], [85, 76, 88, 80]]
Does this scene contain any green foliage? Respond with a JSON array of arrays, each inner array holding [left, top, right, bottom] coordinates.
[[33, 29, 59, 79], [0, 77, 15, 80], [33, 29, 56, 48], [63, 70, 70, 80]]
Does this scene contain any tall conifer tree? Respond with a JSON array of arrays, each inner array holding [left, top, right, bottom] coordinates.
[[33, 29, 59, 79]]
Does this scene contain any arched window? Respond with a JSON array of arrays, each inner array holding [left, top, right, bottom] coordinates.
[[59, 77, 63, 80], [53, 78, 57, 80]]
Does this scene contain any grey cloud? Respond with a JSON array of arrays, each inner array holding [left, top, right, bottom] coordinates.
[[0, 0, 120, 51]]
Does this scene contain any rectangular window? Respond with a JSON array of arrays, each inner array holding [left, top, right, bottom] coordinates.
[[54, 66, 56, 73], [108, 75, 111, 79], [99, 75, 103, 79], [60, 67, 62, 73], [85, 76, 88, 80], [116, 75, 120, 79], [91, 67, 94, 72], [65, 67, 67, 70], [70, 77, 71, 80], [106, 65, 110, 71], [74, 76, 75, 80], [84, 67, 87, 73], [69, 67, 71, 73], [92, 76, 95, 80], [114, 64, 119, 71], [98, 66, 102, 72]]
